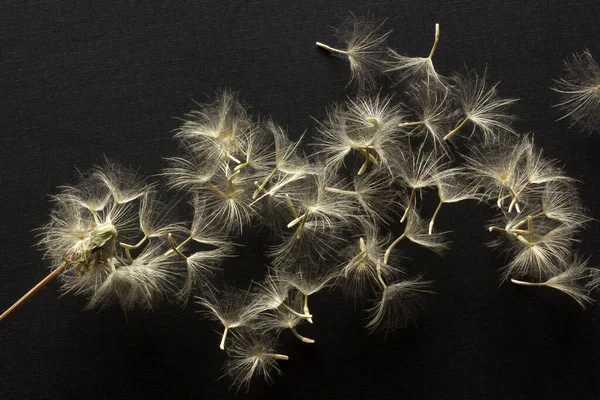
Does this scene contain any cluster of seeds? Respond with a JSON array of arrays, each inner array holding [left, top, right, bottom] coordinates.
[[2, 15, 599, 392]]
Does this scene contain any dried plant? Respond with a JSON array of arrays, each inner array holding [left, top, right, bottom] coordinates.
[[4, 16, 598, 392], [1, 162, 230, 320]]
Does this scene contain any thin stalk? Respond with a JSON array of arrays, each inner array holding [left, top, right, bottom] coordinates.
[[516, 235, 534, 246], [253, 167, 278, 199], [290, 326, 315, 344], [444, 117, 468, 141], [225, 151, 241, 164], [512, 212, 545, 230], [428, 198, 444, 235], [287, 214, 306, 229], [488, 226, 529, 235], [376, 261, 387, 290], [208, 182, 229, 200], [315, 42, 348, 55], [107, 199, 119, 219], [428, 23, 440, 59], [359, 237, 366, 252], [281, 302, 312, 319], [120, 235, 148, 260], [496, 189, 511, 208], [227, 169, 241, 183], [510, 278, 546, 287], [508, 183, 529, 213], [325, 187, 357, 196], [357, 158, 369, 175], [398, 120, 425, 128], [286, 194, 298, 219], [264, 353, 289, 361], [163, 236, 192, 257], [384, 232, 406, 265], [303, 294, 313, 324], [400, 188, 417, 223], [167, 233, 188, 260], [356, 147, 377, 164], [219, 326, 229, 350], [0, 261, 69, 322]]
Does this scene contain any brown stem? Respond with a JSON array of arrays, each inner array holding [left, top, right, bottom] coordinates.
[[0, 261, 70, 323]]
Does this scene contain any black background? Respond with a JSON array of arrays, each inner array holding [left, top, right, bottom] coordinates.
[[2, 1, 600, 399]]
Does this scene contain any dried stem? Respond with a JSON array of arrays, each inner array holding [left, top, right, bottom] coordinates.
[[0, 261, 69, 323]]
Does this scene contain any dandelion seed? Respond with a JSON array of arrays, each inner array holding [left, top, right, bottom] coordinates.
[[444, 69, 517, 142], [463, 137, 530, 208], [277, 263, 338, 323], [393, 144, 449, 222], [200, 164, 255, 234], [316, 14, 390, 90], [403, 82, 453, 151], [386, 23, 446, 87], [541, 181, 589, 228], [505, 137, 572, 212], [366, 278, 432, 334], [93, 159, 152, 205], [253, 273, 312, 319], [503, 224, 578, 282], [252, 120, 312, 200], [324, 169, 398, 223], [196, 286, 262, 350], [224, 330, 288, 392], [552, 50, 600, 133], [338, 221, 400, 298], [175, 90, 254, 164], [315, 96, 403, 175], [384, 210, 448, 265], [254, 291, 315, 343], [511, 256, 593, 308], [163, 143, 222, 192], [429, 168, 481, 234], [85, 245, 177, 311]]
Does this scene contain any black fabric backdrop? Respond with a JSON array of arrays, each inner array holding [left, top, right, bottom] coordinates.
[[1, 1, 600, 399]]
